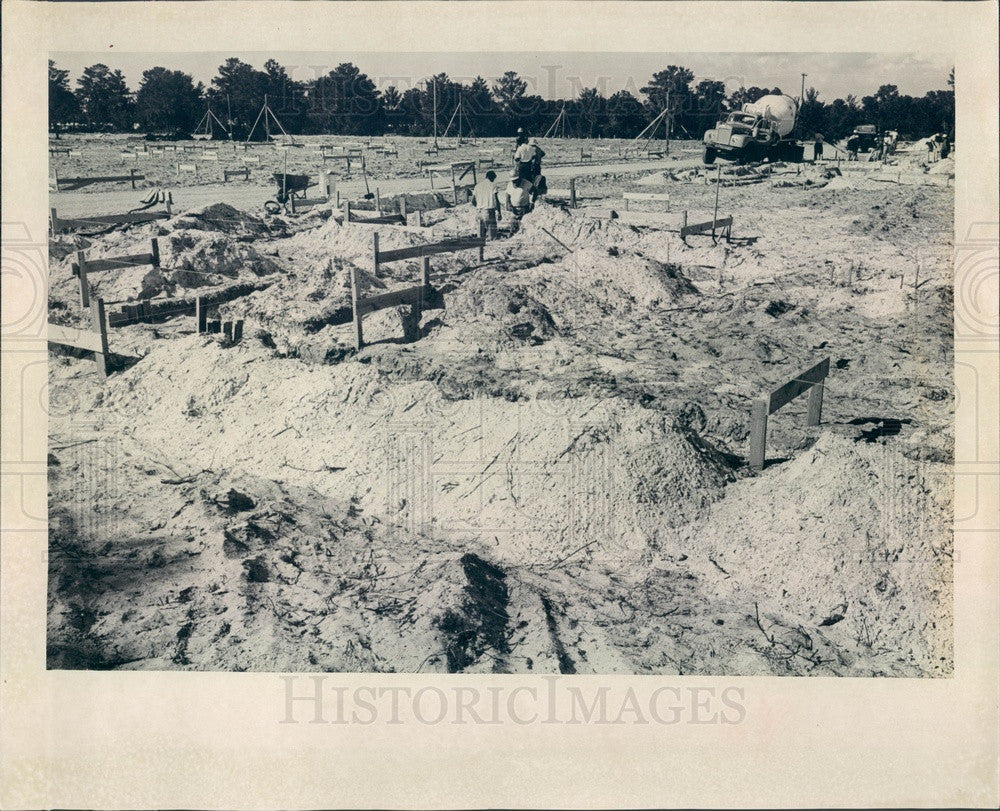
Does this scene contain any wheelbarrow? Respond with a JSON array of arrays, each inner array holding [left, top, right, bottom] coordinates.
[[272, 172, 314, 204]]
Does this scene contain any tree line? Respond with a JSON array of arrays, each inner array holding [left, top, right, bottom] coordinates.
[[49, 59, 955, 142]]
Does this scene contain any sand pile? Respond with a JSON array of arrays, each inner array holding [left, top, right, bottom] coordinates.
[[519, 245, 698, 320], [688, 433, 952, 675], [97, 337, 734, 565], [445, 269, 558, 346]]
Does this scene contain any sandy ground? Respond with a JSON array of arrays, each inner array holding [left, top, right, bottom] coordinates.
[[47, 133, 954, 676]]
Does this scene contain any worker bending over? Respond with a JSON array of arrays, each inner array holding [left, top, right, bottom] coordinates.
[[504, 170, 534, 230]]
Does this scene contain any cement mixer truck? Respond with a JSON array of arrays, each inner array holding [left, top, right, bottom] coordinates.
[[702, 94, 805, 164]]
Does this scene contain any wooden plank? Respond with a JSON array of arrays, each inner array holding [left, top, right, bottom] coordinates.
[[767, 357, 831, 415], [613, 211, 679, 227], [108, 283, 267, 327], [57, 174, 145, 185], [47, 323, 104, 353], [350, 212, 406, 225], [359, 284, 425, 314], [681, 216, 733, 238], [623, 192, 671, 202], [570, 208, 619, 220], [51, 211, 170, 232], [80, 253, 155, 274], [377, 236, 485, 264]]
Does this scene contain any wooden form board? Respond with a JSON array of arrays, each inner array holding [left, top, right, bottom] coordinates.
[[545, 178, 578, 208], [352, 225, 485, 349], [50, 208, 171, 234], [350, 255, 434, 350], [52, 169, 143, 190], [424, 161, 478, 204], [47, 298, 110, 379], [224, 167, 251, 181], [109, 285, 264, 328], [344, 204, 406, 226], [74, 240, 159, 309], [72, 241, 159, 275], [748, 357, 830, 470], [623, 192, 670, 211], [376, 233, 485, 266], [680, 215, 733, 242]]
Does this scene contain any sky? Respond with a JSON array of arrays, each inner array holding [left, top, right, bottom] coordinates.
[[51, 51, 955, 102]]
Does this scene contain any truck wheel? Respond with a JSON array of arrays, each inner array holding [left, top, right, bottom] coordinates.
[[703, 146, 717, 164]]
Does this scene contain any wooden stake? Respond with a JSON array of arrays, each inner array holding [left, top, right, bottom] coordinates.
[[806, 380, 824, 426], [421, 256, 431, 289], [50, 207, 60, 236], [748, 399, 768, 471], [166, 192, 173, 216], [570, 177, 577, 209], [478, 221, 486, 261], [90, 297, 109, 380], [350, 265, 363, 350], [712, 165, 722, 241], [344, 200, 352, 224], [150, 238, 160, 268], [375, 187, 381, 215], [130, 168, 137, 189], [77, 250, 90, 308], [372, 232, 380, 277], [196, 296, 207, 333]]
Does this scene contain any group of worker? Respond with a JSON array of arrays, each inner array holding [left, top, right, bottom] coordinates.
[[472, 128, 547, 238]]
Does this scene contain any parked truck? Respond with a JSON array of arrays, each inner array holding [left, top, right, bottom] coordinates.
[[702, 94, 804, 164]]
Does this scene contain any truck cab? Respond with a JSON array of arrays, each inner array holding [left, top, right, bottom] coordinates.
[[702, 94, 799, 164], [703, 112, 778, 163]]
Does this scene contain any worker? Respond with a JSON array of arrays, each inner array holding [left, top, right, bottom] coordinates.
[[527, 137, 546, 180], [813, 133, 824, 162], [504, 169, 534, 224], [513, 136, 536, 181], [472, 170, 502, 240], [846, 135, 859, 161], [512, 128, 527, 162], [881, 133, 893, 163]]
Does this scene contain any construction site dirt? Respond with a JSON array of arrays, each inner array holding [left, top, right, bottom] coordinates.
[[46, 134, 954, 676]]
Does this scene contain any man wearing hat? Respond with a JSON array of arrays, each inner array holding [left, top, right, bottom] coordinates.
[[514, 135, 536, 181], [504, 169, 534, 226]]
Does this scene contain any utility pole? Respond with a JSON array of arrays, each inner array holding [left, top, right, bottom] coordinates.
[[432, 78, 438, 149]]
